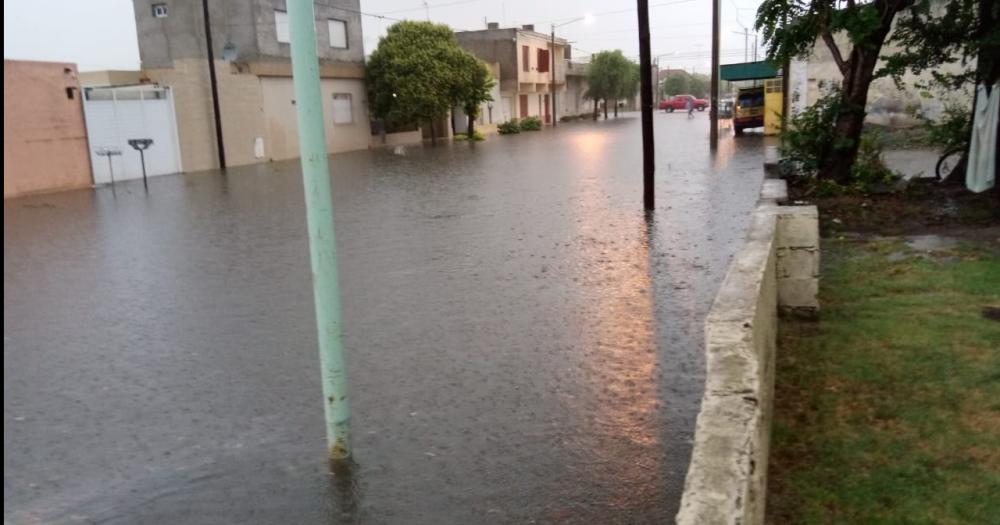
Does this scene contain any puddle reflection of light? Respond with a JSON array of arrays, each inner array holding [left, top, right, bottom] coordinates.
[[571, 131, 611, 160]]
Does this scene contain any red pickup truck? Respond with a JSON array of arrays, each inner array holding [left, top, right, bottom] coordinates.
[[659, 95, 708, 112]]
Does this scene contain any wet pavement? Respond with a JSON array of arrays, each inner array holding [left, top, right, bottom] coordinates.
[[4, 113, 767, 524]]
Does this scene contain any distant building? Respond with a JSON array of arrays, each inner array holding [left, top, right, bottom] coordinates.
[[4, 60, 93, 198], [132, 0, 374, 171], [456, 23, 577, 124]]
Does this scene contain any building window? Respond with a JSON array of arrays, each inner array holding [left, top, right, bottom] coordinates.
[[522, 45, 530, 72], [328, 19, 348, 49], [274, 10, 290, 44], [332, 93, 353, 124], [152, 3, 168, 18], [537, 49, 550, 73]]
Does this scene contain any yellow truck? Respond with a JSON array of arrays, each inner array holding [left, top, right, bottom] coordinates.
[[734, 79, 784, 136], [734, 86, 764, 135]]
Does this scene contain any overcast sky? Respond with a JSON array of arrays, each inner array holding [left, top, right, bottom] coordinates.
[[4, 0, 764, 73]]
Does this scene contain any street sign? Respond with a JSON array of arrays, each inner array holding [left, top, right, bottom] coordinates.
[[127, 139, 154, 189], [94, 147, 123, 189]]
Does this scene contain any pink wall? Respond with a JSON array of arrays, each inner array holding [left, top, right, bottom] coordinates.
[[4, 60, 93, 198]]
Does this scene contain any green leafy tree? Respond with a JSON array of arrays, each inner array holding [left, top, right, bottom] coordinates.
[[614, 63, 640, 117], [662, 72, 690, 97], [756, 0, 917, 183], [883, 0, 999, 91], [367, 21, 487, 144], [661, 71, 710, 98], [585, 50, 635, 119], [688, 75, 708, 99], [452, 53, 495, 139]]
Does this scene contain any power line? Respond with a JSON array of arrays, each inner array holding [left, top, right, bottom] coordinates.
[[547, 0, 699, 26], [373, 0, 490, 16]]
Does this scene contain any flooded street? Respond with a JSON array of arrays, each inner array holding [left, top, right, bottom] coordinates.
[[5, 114, 767, 524]]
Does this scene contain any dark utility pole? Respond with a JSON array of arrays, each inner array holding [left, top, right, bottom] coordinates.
[[710, 0, 720, 150], [637, 0, 655, 211], [202, 0, 226, 170]]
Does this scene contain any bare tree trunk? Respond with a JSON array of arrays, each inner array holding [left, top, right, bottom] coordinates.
[[430, 119, 437, 146], [603, 99, 608, 119], [593, 100, 599, 121], [467, 110, 475, 139], [614, 99, 619, 118], [823, 59, 875, 184], [818, 2, 909, 183]]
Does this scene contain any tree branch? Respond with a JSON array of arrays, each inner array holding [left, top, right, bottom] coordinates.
[[822, 30, 849, 76]]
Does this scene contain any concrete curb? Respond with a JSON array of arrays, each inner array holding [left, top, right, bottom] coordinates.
[[676, 179, 819, 525]]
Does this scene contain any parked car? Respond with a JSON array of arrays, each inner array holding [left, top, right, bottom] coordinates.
[[734, 86, 765, 135], [659, 94, 709, 112]]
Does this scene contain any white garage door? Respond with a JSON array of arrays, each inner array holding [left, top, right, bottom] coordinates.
[[83, 85, 182, 185]]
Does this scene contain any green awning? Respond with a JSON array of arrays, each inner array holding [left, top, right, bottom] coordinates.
[[720, 61, 779, 81]]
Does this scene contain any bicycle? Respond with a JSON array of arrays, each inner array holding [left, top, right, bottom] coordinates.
[[935, 145, 967, 181]]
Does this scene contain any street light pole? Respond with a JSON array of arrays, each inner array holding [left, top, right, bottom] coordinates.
[[549, 15, 592, 127], [287, 0, 352, 463], [638, 0, 655, 211]]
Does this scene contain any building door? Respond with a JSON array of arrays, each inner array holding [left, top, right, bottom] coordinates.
[[519, 94, 529, 118], [82, 85, 182, 184], [544, 94, 550, 124]]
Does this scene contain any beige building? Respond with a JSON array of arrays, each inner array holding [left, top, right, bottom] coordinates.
[[132, 0, 376, 173], [4, 60, 93, 198], [456, 24, 572, 124]]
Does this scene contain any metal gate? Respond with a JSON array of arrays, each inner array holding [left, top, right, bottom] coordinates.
[[82, 85, 182, 185]]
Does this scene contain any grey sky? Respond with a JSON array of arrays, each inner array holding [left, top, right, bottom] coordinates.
[[4, 0, 764, 73]]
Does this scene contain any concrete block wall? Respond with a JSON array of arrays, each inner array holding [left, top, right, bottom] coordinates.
[[4, 60, 94, 198], [677, 181, 819, 525], [776, 209, 820, 317]]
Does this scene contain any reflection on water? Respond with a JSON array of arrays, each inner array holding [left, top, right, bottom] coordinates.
[[4, 114, 765, 524]]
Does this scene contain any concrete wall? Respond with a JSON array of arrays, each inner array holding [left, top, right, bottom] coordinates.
[[78, 70, 142, 87], [369, 130, 422, 148], [259, 75, 371, 161], [676, 180, 819, 525], [143, 59, 371, 172], [133, 0, 364, 68], [134, 1, 372, 172], [4, 60, 93, 198], [561, 73, 592, 119], [455, 29, 518, 93], [789, 1, 974, 127]]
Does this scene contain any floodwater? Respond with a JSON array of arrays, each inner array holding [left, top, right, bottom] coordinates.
[[4, 114, 767, 524]]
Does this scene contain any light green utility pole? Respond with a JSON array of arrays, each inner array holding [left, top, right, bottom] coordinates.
[[287, 0, 351, 461]]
